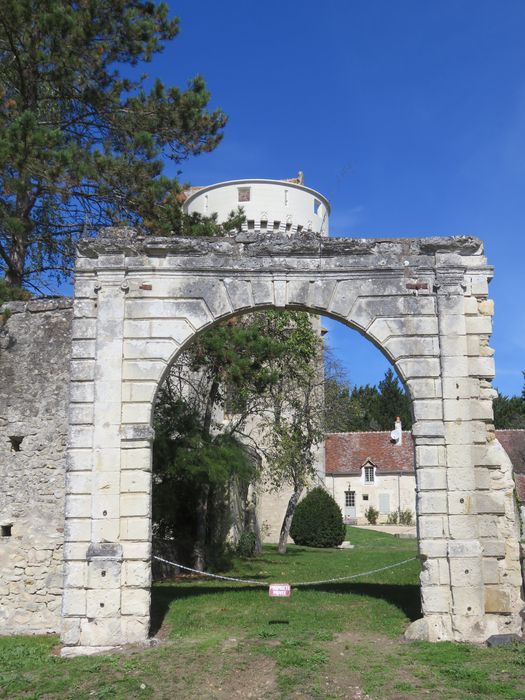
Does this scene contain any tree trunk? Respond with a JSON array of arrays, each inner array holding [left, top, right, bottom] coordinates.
[[5, 234, 26, 288], [277, 485, 303, 554], [193, 482, 210, 571]]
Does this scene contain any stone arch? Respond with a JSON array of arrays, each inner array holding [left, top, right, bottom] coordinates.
[[61, 229, 524, 654]]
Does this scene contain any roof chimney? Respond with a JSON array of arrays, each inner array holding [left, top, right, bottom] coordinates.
[[390, 416, 402, 445]]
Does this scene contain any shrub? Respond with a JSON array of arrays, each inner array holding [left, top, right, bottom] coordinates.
[[364, 506, 379, 525], [290, 487, 346, 548], [399, 509, 414, 526], [236, 530, 257, 558], [386, 511, 398, 525]]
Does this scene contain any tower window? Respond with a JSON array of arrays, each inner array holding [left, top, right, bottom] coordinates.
[[238, 187, 250, 202], [1, 525, 12, 537], [314, 199, 321, 215]]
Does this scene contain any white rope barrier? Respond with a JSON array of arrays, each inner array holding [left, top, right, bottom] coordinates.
[[153, 554, 418, 587]]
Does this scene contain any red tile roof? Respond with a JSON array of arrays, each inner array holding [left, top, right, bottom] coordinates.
[[325, 430, 525, 500], [325, 431, 415, 475]]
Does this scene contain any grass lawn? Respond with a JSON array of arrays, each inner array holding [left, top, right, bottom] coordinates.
[[1, 527, 524, 699]]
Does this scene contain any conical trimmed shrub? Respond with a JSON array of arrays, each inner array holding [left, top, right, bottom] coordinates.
[[290, 487, 346, 548]]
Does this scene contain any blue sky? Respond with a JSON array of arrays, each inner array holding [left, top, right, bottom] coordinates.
[[151, 1, 525, 395]]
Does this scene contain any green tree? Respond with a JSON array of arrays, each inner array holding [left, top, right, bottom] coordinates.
[[374, 368, 412, 430], [0, 0, 226, 288], [289, 487, 345, 548]]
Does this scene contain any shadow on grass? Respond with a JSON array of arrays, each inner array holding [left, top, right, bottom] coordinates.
[[149, 581, 421, 637]]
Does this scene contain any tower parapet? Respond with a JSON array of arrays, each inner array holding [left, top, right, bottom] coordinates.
[[183, 176, 330, 236]]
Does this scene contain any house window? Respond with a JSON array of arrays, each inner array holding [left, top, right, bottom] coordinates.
[[314, 199, 321, 215], [238, 187, 250, 202], [345, 491, 355, 507], [364, 466, 374, 483], [1, 525, 12, 537], [362, 494, 369, 501]]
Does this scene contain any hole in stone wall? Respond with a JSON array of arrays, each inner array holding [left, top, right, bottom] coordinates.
[[1, 524, 12, 537], [9, 436, 23, 452]]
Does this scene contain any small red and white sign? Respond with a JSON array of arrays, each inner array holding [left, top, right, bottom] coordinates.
[[269, 583, 291, 597]]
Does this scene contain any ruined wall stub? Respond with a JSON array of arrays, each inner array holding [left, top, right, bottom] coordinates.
[[61, 228, 524, 654], [0, 299, 72, 633]]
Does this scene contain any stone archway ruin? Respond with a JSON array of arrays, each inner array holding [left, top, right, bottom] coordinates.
[[60, 227, 523, 654]]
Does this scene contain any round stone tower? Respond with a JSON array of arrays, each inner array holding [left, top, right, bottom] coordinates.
[[182, 173, 330, 236]]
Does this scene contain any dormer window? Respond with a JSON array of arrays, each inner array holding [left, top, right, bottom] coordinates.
[[364, 466, 375, 484]]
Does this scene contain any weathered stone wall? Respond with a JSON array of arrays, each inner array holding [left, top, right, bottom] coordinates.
[[0, 299, 72, 634]]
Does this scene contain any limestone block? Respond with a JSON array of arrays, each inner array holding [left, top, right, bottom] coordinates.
[[93, 471, 120, 495], [465, 315, 492, 335], [120, 493, 150, 518], [120, 450, 151, 472], [121, 541, 151, 560], [121, 381, 157, 404], [121, 587, 150, 616], [451, 586, 484, 616], [478, 299, 494, 316], [64, 542, 91, 561], [122, 359, 166, 382], [223, 278, 253, 310], [123, 339, 176, 361], [421, 585, 451, 614], [120, 517, 150, 541], [68, 425, 93, 449], [482, 558, 500, 585], [417, 468, 447, 491], [463, 296, 479, 315], [62, 588, 87, 616], [122, 560, 151, 588], [368, 317, 438, 345], [73, 299, 97, 319], [446, 467, 476, 491], [69, 405, 94, 425], [121, 615, 149, 644], [447, 492, 476, 515], [470, 400, 494, 421], [419, 539, 448, 558], [66, 448, 92, 474], [439, 335, 468, 357], [71, 318, 96, 340], [404, 614, 453, 642], [61, 617, 81, 645], [64, 518, 92, 542], [411, 421, 445, 439], [419, 515, 446, 538], [93, 400, 121, 427], [477, 494, 506, 514], [87, 560, 122, 590], [475, 468, 491, 491], [383, 335, 439, 361], [466, 335, 481, 356], [79, 617, 123, 646], [65, 495, 92, 519], [396, 357, 441, 379], [71, 340, 97, 359], [92, 494, 120, 520], [416, 445, 447, 467], [309, 278, 337, 311], [69, 381, 95, 403], [448, 515, 478, 540], [121, 402, 151, 425], [447, 539, 482, 558], [481, 540, 506, 557], [66, 470, 93, 494], [418, 492, 448, 514], [86, 589, 121, 618], [120, 469, 151, 494], [484, 587, 512, 614], [250, 279, 274, 306], [479, 346, 495, 357], [442, 377, 478, 400], [449, 559, 483, 588], [64, 562, 87, 589], [445, 421, 487, 445], [74, 277, 97, 298], [405, 378, 441, 399], [149, 319, 196, 345], [440, 355, 469, 378], [442, 399, 472, 422], [412, 399, 442, 422], [439, 315, 466, 336], [469, 357, 495, 379], [91, 518, 120, 543], [93, 447, 121, 472]]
